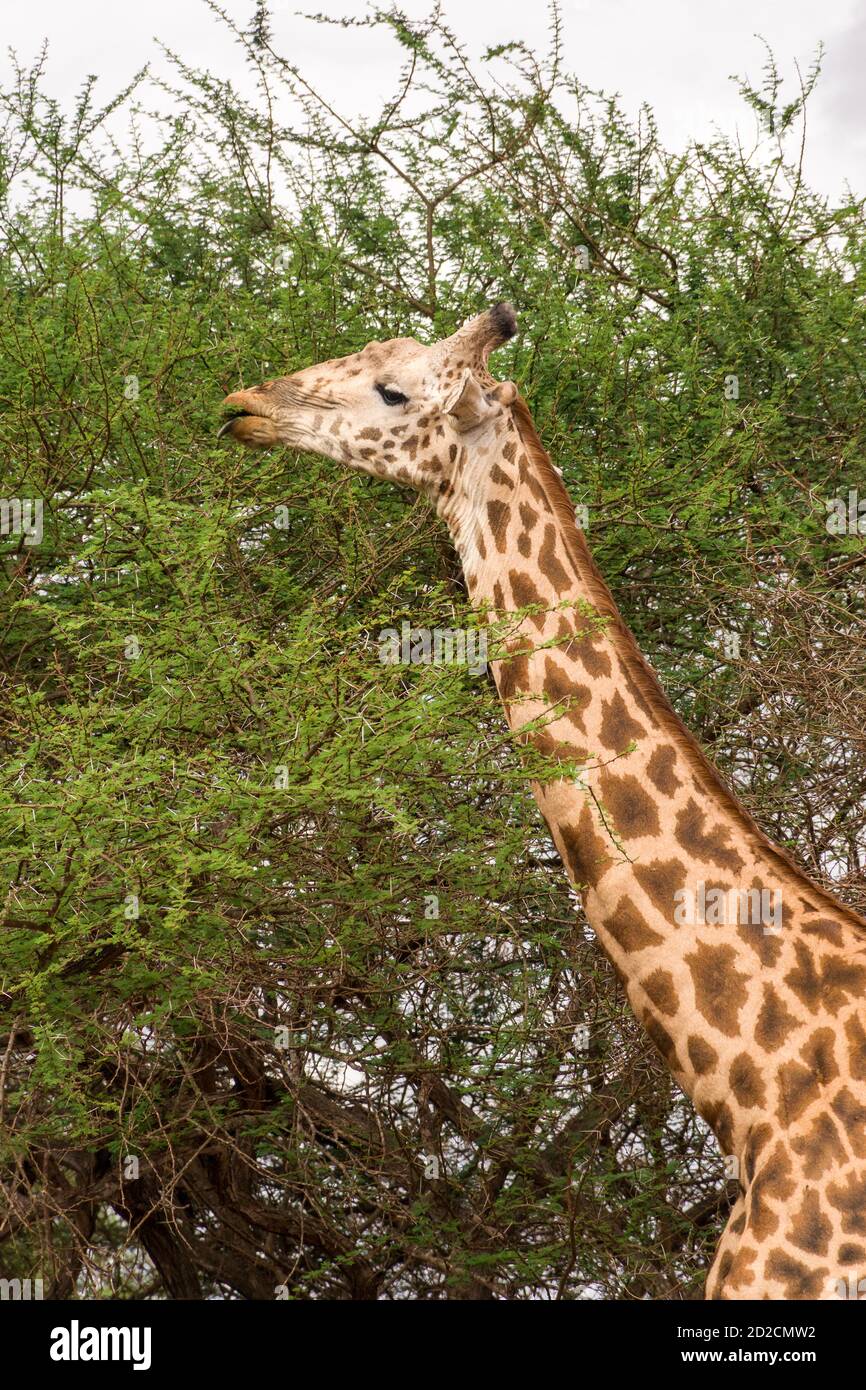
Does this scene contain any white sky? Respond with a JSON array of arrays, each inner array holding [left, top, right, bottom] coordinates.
[[3, 0, 865, 200]]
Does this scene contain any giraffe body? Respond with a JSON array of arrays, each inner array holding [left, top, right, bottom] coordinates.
[[220, 305, 866, 1299]]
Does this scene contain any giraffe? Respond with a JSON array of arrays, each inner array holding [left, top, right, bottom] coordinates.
[[219, 303, 866, 1300]]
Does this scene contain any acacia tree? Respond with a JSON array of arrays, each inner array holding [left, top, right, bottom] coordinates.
[[0, 3, 863, 1299]]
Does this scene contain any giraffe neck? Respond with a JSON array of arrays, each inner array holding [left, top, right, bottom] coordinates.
[[439, 397, 866, 1171]]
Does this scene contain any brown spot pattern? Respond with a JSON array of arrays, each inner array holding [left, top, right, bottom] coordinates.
[[598, 690, 646, 752], [845, 1015, 866, 1081], [633, 857, 689, 921], [687, 1036, 719, 1075], [542, 656, 589, 730], [800, 1028, 839, 1085], [642, 1011, 682, 1072], [787, 1188, 832, 1256], [675, 799, 746, 873], [777, 1060, 821, 1124], [487, 499, 510, 551], [685, 943, 749, 1037], [558, 804, 615, 890], [601, 894, 664, 953], [755, 985, 801, 1053], [538, 523, 572, 595], [791, 1114, 847, 1180], [765, 1249, 828, 1298], [641, 968, 678, 1016], [598, 770, 661, 840], [827, 1172, 866, 1235], [747, 1142, 795, 1240], [646, 745, 681, 795], [509, 570, 547, 629], [830, 1088, 866, 1158], [785, 943, 866, 1014], [729, 1053, 767, 1109]]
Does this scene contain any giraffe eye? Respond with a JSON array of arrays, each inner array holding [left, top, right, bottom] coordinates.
[[376, 384, 409, 406]]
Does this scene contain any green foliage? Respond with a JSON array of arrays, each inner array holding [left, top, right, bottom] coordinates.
[[0, 1, 863, 1299]]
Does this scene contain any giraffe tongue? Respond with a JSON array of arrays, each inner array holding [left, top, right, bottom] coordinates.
[[217, 412, 251, 438]]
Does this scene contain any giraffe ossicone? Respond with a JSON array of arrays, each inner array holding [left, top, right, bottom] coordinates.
[[220, 304, 866, 1301]]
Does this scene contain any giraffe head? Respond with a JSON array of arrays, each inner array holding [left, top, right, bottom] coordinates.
[[218, 303, 518, 496]]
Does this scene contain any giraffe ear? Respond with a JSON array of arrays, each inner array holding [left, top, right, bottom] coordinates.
[[490, 380, 517, 407], [443, 370, 517, 433]]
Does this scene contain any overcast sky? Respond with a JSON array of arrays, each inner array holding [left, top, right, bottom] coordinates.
[[4, 0, 865, 201]]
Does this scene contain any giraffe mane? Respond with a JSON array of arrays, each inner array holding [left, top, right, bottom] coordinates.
[[508, 392, 866, 932]]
